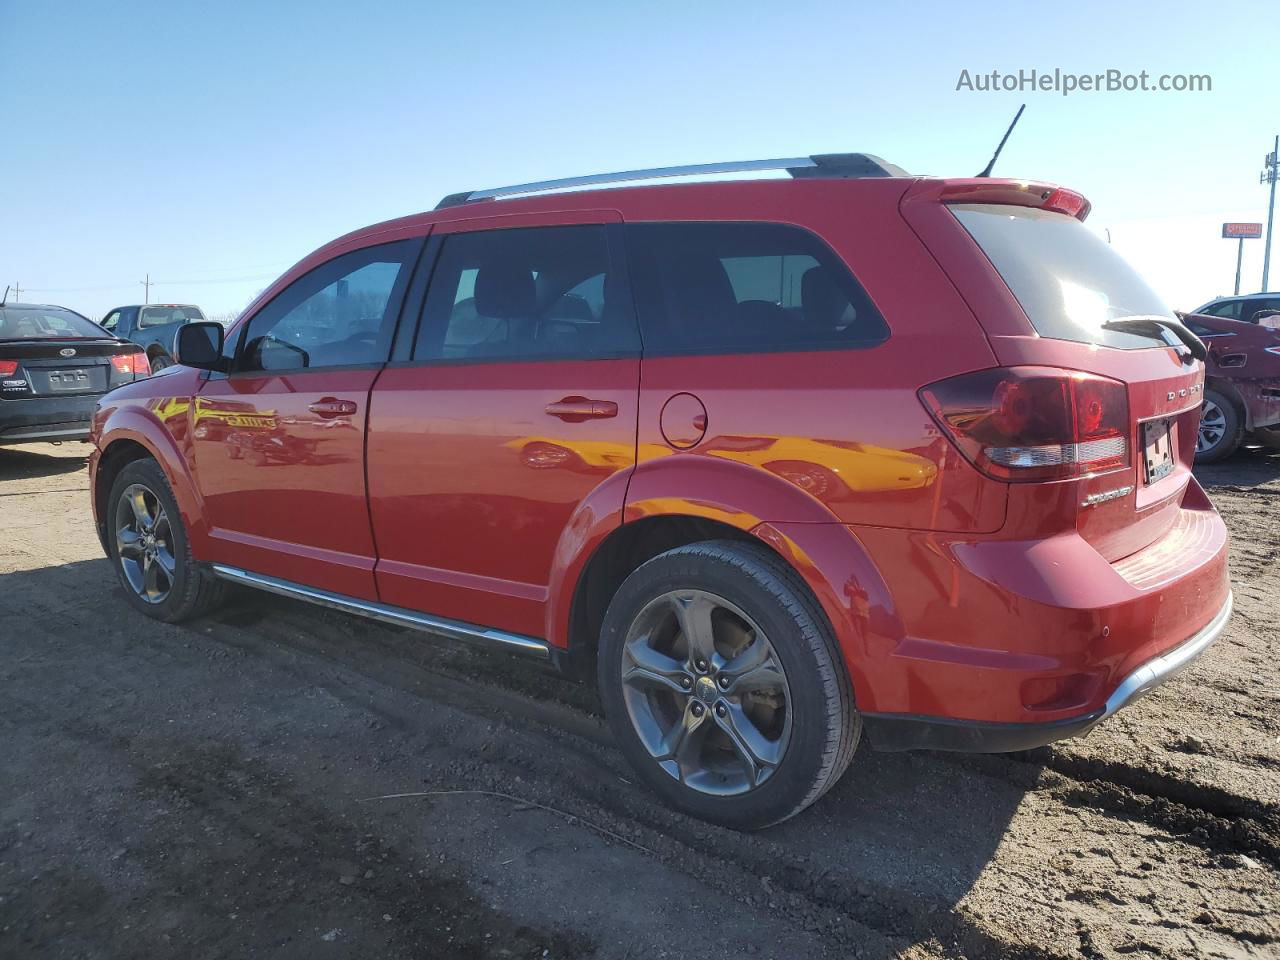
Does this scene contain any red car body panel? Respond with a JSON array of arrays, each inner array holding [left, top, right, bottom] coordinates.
[[90, 174, 1232, 743], [190, 368, 383, 599], [367, 357, 641, 638], [1184, 311, 1280, 431]]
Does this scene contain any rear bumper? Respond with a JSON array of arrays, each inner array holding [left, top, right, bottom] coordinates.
[[864, 592, 1233, 751], [845, 474, 1231, 737], [0, 396, 98, 444]]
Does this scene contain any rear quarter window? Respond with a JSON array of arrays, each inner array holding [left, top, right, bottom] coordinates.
[[625, 222, 888, 356], [952, 204, 1175, 350]]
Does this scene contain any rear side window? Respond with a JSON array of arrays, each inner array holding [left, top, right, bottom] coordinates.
[[953, 204, 1175, 350], [1200, 300, 1243, 320], [626, 222, 888, 356], [414, 225, 639, 363]]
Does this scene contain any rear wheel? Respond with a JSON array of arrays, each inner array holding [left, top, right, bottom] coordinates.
[[107, 458, 226, 622], [598, 540, 859, 829], [1195, 389, 1242, 463]]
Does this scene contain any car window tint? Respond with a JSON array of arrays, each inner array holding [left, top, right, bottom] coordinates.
[[238, 240, 417, 373], [414, 225, 637, 363], [139, 306, 205, 328], [0, 307, 106, 339], [1243, 299, 1280, 323], [1201, 300, 1243, 320], [625, 222, 888, 356]]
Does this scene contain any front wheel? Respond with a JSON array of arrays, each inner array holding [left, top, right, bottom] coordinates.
[[106, 458, 226, 622], [598, 541, 859, 829], [148, 353, 172, 372]]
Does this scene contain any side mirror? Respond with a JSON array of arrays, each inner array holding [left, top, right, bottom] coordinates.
[[176, 321, 227, 371]]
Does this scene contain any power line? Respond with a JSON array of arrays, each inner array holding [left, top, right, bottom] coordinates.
[[23, 265, 288, 295]]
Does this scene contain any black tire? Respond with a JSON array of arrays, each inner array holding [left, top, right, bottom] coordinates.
[[106, 458, 227, 622], [598, 540, 859, 829], [149, 353, 172, 372], [1195, 388, 1243, 463]]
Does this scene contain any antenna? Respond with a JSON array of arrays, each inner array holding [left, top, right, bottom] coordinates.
[[977, 104, 1026, 178], [1, 285, 8, 306]]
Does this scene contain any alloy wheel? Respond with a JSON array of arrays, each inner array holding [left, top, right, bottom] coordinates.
[[1198, 398, 1226, 454], [114, 483, 176, 604], [620, 589, 792, 796]]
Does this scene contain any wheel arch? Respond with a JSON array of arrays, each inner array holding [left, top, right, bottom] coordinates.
[[1205, 376, 1250, 429], [556, 507, 901, 706], [93, 417, 208, 558]]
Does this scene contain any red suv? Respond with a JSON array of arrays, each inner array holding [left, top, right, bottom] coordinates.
[[89, 155, 1232, 829]]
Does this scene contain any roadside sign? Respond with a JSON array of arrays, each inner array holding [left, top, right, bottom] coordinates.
[[1222, 222, 1264, 239]]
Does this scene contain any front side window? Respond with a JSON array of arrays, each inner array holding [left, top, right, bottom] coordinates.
[[625, 222, 888, 356], [1243, 299, 1280, 323], [414, 225, 638, 362], [238, 240, 418, 372], [101, 311, 121, 332]]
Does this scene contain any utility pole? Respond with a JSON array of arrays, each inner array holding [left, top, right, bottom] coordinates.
[[11, 282, 22, 303], [140, 273, 152, 304], [1262, 135, 1278, 292]]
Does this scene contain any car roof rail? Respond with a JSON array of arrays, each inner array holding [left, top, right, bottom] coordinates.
[[434, 153, 908, 209]]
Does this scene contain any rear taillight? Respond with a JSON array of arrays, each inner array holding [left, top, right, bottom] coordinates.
[[920, 366, 1130, 482], [0, 360, 17, 377], [111, 353, 150, 376]]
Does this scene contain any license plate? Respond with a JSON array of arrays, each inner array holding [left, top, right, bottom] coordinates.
[[1142, 418, 1174, 484], [47, 369, 93, 392]]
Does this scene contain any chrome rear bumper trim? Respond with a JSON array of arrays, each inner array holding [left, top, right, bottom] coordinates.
[[210, 564, 550, 660], [1103, 591, 1233, 718]]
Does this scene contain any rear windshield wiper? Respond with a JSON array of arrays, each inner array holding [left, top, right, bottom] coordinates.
[[1101, 317, 1206, 362]]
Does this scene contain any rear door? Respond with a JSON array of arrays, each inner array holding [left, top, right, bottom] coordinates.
[[945, 202, 1206, 560], [366, 215, 640, 638], [191, 238, 423, 599]]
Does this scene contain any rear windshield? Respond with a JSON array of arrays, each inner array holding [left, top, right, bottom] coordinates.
[[953, 204, 1175, 349], [0, 307, 107, 340], [139, 305, 205, 328]]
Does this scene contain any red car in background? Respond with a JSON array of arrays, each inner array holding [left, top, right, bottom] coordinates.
[[1180, 311, 1280, 461], [88, 156, 1232, 828]]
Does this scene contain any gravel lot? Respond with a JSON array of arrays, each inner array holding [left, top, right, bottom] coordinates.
[[1, 441, 1277, 959]]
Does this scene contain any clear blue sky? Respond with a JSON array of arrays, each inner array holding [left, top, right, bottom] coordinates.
[[2, 0, 1277, 320]]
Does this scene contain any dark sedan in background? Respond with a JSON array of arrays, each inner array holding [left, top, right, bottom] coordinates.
[[1180, 310, 1280, 461], [0, 302, 151, 446]]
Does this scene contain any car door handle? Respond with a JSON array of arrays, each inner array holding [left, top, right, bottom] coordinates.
[[545, 397, 619, 422], [308, 398, 357, 418]]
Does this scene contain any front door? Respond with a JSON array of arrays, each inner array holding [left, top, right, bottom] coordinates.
[[191, 238, 423, 598], [367, 218, 640, 637]]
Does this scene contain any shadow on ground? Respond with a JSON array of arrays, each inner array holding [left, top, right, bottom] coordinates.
[[1195, 441, 1280, 489], [0, 557, 1038, 959], [0, 444, 92, 482]]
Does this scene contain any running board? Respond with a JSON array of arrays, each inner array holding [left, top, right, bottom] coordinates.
[[209, 564, 551, 660]]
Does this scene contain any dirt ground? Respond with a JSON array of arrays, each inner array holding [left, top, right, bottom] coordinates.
[[1, 441, 1277, 960]]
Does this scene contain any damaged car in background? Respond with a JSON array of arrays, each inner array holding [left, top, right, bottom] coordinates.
[[1179, 310, 1280, 461]]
